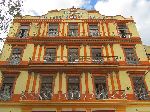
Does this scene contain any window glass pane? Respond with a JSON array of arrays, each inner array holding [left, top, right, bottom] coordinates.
[[124, 48, 138, 64], [9, 48, 22, 65], [68, 48, 79, 62], [68, 24, 78, 36], [40, 76, 53, 100], [48, 23, 59, 36], [0, 76, 15, 100], [17, 25, 29, 38], [44, 48, 56, 63], [94, 76, 108, 99], [67, 76, 80, 100], [132, 76, 149, 100], [89, 24, 99, 37]]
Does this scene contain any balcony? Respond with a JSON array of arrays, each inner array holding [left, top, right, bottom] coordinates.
[[0, 86, 13, 101], [126, 57, 139, 65], [30, 56, 118, 64], [8, 55, 21, 65], [119, 33, 132, 38]]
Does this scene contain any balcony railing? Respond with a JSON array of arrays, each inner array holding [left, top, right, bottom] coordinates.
[[31, 56, 118, 64], [0, 86, 13, 101], [8, 55, 21, 65], [126, 57, 139, 65], [134, 89, 150, 100], [119, 33, 131, 38], [65, 90, 80, 100]]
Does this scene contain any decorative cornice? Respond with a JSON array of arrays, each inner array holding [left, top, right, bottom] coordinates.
[[5, 37, 142, 45]]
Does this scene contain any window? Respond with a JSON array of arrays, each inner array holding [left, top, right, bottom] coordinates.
[[132, 76, 149, 100], [68, 24, 78, 37], [118, 24, 130, 38], [89, 24, 99, 37], [17, 25, 29, 38], [124, 48, 138, 64], [67, 76, 80, 100], [68, 48, 79, 62], [9, 48, 22, 65], [44, 48, 56, 63], [0, 76, 15, 101], [92, 48, 103, 63], [48, 23, 59, 36], [94, 76, 108, 99], [40, 76, 53, 100]]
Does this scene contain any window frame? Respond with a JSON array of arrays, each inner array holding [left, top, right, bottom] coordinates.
[[17, 23, 30, 38], [122, 46, 139, 65], [39, 74, 55, 100], [66, 74, 81, 100], [67, 46, 80, 63], [8, 46, 25, 65], [92, 74, 109, 100], [128, 71, 149, 100], [88, 23, 100, 37], [68, 23, 79, 37], [48, 23, 59, 37], [117, 23, 130, 38]]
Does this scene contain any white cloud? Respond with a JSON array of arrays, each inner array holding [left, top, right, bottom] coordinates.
[[95, 0, 150, 45], [22, 0, 86, 16]]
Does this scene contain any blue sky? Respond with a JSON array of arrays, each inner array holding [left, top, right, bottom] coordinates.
[[0, 0, 150, 50]]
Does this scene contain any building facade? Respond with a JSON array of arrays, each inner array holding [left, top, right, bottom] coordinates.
[[0, 7, 150, 112]]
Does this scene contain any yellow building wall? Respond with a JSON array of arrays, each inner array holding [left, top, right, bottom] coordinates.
[[126, 106, 150, 112], [135, 44, 148, 61], [54, 72, 59, 94], [108, 23, 118, 36], [79, 23, 83, 36], [22, 44, 34, 61], [80, 45, 84, 57], [0, 71, 3, 85], [28, 72, 34, 92], [35, 74, 40, 92], [44, 23, 48, 36], [119, 71, 133, 94], [113, 44, 125, 61], [14, 71, 28, 94], [127, 22, 140, 37], [63, 45, 67, 61], [103, 23, 108, 36], [84, 23, 88, 36], [64, 23, 68, 36], [8, 23, 20, 37], [39, 23, 45, 36], [57, 45, 61, 61], [88, 72, 93, 94], [0, 44, 12, 61], [112, 72, 119, 90], [107, 75, 112, 93], [34, 45, 40, 61], [40, 46, 44, 61], [145, 72, 150, 91], [0, 108, 21, 112], [32, 108, 56, 111], [29, 23, 39, 36], [81, 72, 86, 94], [59, 23, 63, 36], [62, 73, 66, 94]]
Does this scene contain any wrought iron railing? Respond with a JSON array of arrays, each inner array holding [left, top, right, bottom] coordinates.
[[20, 90, 53, 101], [31, 56, 118, 64], [8, 55, 21, 65], [126, 57, 139, 65], [119, 33, 132, 38], [0, 87, 13, 101], [134, 89, 150, 100], [94, 90, 127, 100], [65, 90, 80, 100]]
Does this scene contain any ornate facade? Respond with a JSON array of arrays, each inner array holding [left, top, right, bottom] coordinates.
[[0, 7, 150, 112]]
